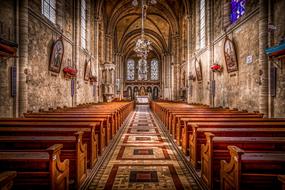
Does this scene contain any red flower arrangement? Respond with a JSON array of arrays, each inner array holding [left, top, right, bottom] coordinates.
[[210, 64, 223, 72], [63, 67, 77, 78]]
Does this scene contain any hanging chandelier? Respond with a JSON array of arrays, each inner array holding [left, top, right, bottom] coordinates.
[[132, 0, 157, 59]]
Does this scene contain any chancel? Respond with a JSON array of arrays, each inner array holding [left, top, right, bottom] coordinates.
[[0, 0, 285, 190]]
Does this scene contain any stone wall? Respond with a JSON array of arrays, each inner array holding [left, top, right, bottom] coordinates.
[[0, 0, 99, 117], [0, 0, 16, 117], [272, 0, 285, 117], [187, 0, 285, 117], [213, 13, 260, 112], [27, 0, 74, 111]]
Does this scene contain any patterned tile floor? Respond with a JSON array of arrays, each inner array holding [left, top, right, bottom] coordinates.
[[85, 105, 200, 190]]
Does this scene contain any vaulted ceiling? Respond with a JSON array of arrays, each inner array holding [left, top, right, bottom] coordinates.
[[96, 0, 189, 59]]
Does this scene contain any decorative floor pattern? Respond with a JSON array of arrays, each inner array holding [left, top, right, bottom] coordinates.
[[86, 105, 200, 190]]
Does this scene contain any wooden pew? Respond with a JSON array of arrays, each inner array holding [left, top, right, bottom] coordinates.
[[167, 109, 252, 131], [0, 126, 97, 168], [0, 119, 106, 155], [0, 132, 87, 189], [0, 144, 69, 190], [201, 133, 285, 190], [220, 146, 285, 190], [0, 171, 16, 190], [181, 119, 285, 156], [172, 114, 263, 146], [279, 175, 285, 190], [24, 114, 114, 145], [187, 123, 285, 168]]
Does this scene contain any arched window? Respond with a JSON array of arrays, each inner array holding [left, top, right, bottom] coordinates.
[[42, 0, 56, 23], [138, 59, 148, 80], [127, 59, 135, 80], [230, 0, 246, 23], [199, 0, 206, 49], [81, 0, 87, 49], [151, 59, 159, 80]]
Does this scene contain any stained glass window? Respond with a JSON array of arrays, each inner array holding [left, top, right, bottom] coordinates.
[[199, 0, 206, 49], [127, 59, 135, 80], [81, 0, 87, 49], [151, 59, 159, 80], [230, 0, 246, 23], [42, 0, 56, 24], [138, 59, 148, 80]]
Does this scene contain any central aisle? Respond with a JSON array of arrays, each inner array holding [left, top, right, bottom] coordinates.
[[85, 105, 200, 190]]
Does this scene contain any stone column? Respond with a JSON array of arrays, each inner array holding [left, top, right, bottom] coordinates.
[[161, 54, 165, 99], [73, 0, 80, 106], [105, 34, 113, 64], [208, 0, 215, 107], [18, 0, 28, 116], [102, 63, 116, 102], [93, 18, 100, 103], [186, 15, 191, 103], [171, 34, 180, 100], [114, 53, 123, 98], [259, 0, 269, 117]]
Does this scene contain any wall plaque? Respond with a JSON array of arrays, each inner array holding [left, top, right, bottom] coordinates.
[[49, 37, 64, 73], [195, 58, 203, 81], [224, 36, 238, 73]]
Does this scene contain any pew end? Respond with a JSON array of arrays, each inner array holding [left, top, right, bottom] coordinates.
[[220, 146, 245, 190], [0, 171, 17, 190]]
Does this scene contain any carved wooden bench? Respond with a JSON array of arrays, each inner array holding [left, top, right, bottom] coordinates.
[[171, 113, 263, 145], [220, 146, 285, 190], [201, 133, 285, 190], [0, 126, 97, 168], [24, 114, 114, 145], [0, 132, 87, 189], [279, 175, 285, 190], [0, 144, 69, 190], [0, 119, 106, 155], [166, 109, 251, 130], [181, 119, 285, 156], [0, 171, 17, 190], [188, 124, 285, 168]]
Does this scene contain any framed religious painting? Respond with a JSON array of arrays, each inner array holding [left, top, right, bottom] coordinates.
[[195, 58, 203, 81], [84, 59, 91, 81], [224, 36, 238, 73], [49, 37, 64, 73]]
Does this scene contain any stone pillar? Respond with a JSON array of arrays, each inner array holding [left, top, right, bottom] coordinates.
[[208, 0, 215, 107], [102, 63, 116, 102], [73, 0, 80, 106], [120, 55, 124, 99], [93, 18, 100, 103], [186, 15, 191, 103], [162, 53, 171, 100], [18, 0, 28, 116], [114, 53, 123, 99], [161, 54, 165, 99], [105, 34, 113, 64], [171, 34, 181, 100], [259, 0, 269, 117]]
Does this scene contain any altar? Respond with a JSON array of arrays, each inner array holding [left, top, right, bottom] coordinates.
[[136, 96, 149, 104]]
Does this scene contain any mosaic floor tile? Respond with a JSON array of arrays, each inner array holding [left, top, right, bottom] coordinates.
[[116, 145, 170, 160], [129, 171, 158, 183], [86, 105, 200, 190], [133, 149, 154, 155]]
